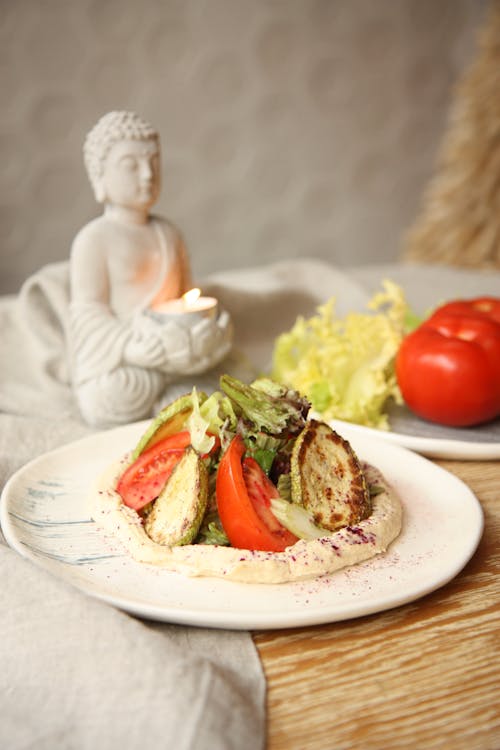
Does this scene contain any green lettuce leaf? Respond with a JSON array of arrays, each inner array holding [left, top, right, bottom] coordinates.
[[271, 280, 411, 430], [186, 388, 216, 454], [220, 374, 310, 438]]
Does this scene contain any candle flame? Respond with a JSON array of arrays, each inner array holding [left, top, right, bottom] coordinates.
[[182, 288, 201, 305]]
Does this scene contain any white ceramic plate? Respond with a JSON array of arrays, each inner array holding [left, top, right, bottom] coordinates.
[[326, 417, 500, 461], [0, 423, 483, 630]]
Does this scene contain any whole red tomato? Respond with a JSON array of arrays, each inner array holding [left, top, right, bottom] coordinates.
[[396, 297, 500, 427]]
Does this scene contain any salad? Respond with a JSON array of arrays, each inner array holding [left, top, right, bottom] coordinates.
[[114, 375, 374, 553], [91, 375, 402, 583]]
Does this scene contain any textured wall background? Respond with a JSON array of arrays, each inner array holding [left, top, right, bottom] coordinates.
[[1, 0, 487, 293]]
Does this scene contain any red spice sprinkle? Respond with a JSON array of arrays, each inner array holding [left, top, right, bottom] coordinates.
[[346, 526, 375, 544]]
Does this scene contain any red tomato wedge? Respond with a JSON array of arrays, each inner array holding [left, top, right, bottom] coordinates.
[[117, 431, 220, 511], [216, 436, 298, 552], [117, 432, 192, 510]]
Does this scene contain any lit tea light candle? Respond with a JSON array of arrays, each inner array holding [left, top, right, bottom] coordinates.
[[148, 288, 218, 325]]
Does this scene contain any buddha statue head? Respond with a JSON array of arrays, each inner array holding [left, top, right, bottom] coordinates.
[[83, 111, 161, 212]]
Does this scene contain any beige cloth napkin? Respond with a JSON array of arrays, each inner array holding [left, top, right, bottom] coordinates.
[[0, 414, 265, 750]]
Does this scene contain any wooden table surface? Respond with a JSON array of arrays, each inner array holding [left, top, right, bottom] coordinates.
[[253, 459, 499, 750]]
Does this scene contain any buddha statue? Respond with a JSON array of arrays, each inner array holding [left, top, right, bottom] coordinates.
[[68, 111, 232, 427]]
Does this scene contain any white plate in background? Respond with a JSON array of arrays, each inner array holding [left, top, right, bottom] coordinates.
[[327, 416, 500, 461]]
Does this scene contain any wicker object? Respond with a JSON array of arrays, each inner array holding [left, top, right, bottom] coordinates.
[[404, 2, 500, 269]]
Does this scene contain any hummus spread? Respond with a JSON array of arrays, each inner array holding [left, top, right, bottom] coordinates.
[[90, 457, 402, 584]]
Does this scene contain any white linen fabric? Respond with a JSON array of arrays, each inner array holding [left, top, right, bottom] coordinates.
[[1, 258, 499, 750], [0, 415, 266, 750]]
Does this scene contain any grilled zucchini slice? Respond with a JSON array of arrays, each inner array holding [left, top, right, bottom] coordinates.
[[290, 419, 371, 531], [144, 447, 208, 546]]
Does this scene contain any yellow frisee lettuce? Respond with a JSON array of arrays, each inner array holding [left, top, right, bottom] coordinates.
[[271, 280, 409, 430]]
